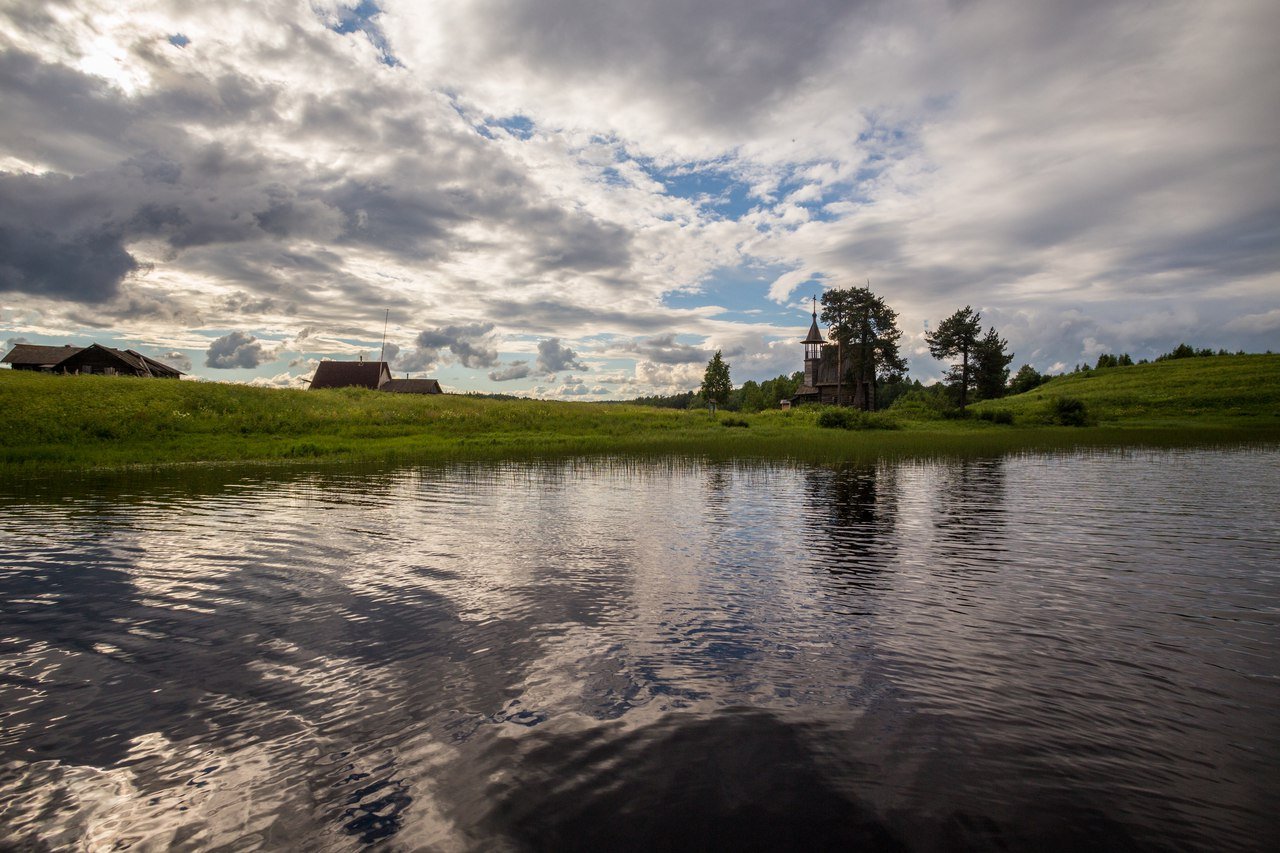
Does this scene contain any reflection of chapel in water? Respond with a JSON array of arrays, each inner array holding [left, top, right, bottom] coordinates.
[[791, 301, 873, 407]]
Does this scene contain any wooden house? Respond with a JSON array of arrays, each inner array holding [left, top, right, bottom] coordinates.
[[55, 344, 184, 378], [2, 342, 182, 378], [308, 359, 393, 390]]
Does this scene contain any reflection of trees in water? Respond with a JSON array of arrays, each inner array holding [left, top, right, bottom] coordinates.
[[930, 457, 1009, 560], [801, 463, 901, 602]]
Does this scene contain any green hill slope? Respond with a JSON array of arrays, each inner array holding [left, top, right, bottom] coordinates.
[[973, 354, 1280, 425]]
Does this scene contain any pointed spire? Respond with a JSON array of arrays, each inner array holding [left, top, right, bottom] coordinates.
[[803, 294, 825, 345]]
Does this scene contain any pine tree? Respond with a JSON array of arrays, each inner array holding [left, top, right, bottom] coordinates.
[[973, 327, 1014, 400], [700, 350, 732, 409], [819, 286, 907, 410], [926, 306, 983, 409]]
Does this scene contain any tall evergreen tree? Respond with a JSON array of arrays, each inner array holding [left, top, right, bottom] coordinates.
[[973, 327, 1014, 400], [926, 306, 983, 409], [700, 350, 732, 409], [820, 286, 907, 410]]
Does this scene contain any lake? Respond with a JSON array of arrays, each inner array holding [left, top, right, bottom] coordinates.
[[1, 447, 1276, 851]]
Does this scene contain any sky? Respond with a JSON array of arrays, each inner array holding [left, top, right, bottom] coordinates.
[[1, 0, 1277, 396]]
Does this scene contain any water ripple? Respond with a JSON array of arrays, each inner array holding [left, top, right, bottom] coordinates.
[[0, 448, 1276, 850]]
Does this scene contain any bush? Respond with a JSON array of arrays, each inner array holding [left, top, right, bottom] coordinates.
[[993, 410, 1014, 425], [720, 417, 750, 428], [1047, 397, 1090, 426], [888, 388, 954, 420], [816, 408, 900, 430]]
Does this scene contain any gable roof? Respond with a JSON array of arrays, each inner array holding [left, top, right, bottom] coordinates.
[[57, 344, 184, 377], [309, 360, 392, 390], [2, 344, 84, 367], [381, 378, 442, 394]]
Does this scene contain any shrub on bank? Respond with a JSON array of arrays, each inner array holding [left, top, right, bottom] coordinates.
[[816, 408, 900, 430], [887, 388, 953, 420], [1046, 397, 1091, 426]]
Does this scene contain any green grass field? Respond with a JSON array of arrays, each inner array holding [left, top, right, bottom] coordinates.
[[1, 354, 1277, 472], [970, 354, 1280, 427]]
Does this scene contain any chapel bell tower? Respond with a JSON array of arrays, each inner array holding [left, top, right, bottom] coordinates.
[[802, 295, 824, 387]]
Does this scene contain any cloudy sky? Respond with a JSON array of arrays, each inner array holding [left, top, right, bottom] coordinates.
[[1, 0, 1277, 396]]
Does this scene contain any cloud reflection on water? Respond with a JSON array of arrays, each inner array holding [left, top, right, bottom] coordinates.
[[0, 450, 1277, 850]]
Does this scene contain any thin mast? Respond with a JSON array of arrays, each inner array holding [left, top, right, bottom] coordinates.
[[379, 309, 389, 364]]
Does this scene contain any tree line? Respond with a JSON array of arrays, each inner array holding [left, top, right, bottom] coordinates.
[[623, 285, 1264, 412]]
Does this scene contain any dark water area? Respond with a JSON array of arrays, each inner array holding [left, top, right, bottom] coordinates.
[[0, 448, 1277, 851]]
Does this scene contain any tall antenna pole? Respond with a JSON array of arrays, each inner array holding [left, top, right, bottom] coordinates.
[[379, 309, 389, 364]]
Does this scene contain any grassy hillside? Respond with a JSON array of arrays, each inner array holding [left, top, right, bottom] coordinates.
[[971, 354, 1280, 425], [1, 354, 1277, 472]]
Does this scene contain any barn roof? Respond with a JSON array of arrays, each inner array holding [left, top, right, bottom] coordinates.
[[381, 378, 442, 394], [309, 360, 391, 390], [58, 344, 184, 377], [125, 349, 184, 377], [1, 344, 84, 366]]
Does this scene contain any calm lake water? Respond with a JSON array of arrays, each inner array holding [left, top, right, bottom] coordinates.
[[1, 448, 1277, 851]]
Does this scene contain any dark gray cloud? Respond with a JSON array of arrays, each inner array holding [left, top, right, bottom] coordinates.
[[525, 213, 632, 276], [405, 323, 500, 369], [223, 291, 282, 315], [1108, 204, 1280, 284], [206, 331, 271, 369], [625, 333, 709, 365], [458, 0, 864, 132], [535, 338, 585, 373], [0, 223, 136, 303], [488, 360, 531, 381], [0, 171, 142, 303]]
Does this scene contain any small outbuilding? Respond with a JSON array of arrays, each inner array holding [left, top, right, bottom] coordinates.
[[309, 360, 393, 390], [381, 378, 442, 395]]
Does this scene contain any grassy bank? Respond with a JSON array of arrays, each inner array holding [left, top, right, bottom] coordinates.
[[2, 354, 1277, 472], [970, 354, 1280, 427]]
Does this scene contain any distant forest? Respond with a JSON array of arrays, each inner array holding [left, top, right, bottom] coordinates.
[[623, 343, 1264, 413]]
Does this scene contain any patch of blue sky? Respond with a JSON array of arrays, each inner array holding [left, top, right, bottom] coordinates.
[[168, 33, 189, 48], [488, 115, 535, 140], [598, 166, 630, 187], [324, 1, 399, 66], [639, 160, 757, 220], [663, 265, 819, 325]]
